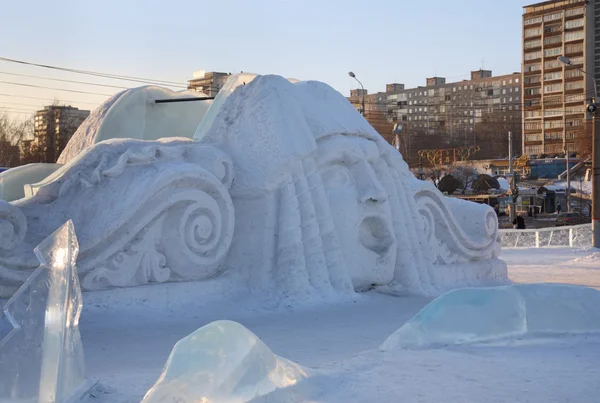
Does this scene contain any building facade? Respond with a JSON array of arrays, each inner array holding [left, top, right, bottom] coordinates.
[[33, 106, 89, 163], [350, 70, 522, 165], [187, 71, 231, 97], [522, 0, 597, 157]]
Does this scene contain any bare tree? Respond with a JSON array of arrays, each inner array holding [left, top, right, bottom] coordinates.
[[451, 165, 479, 194]]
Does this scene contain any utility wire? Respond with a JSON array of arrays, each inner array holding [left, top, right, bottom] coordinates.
[[0, 71, 129, 89], [0, 93, 100, 105], [0, 56, 188, 87], [0, 80, 113, 96]]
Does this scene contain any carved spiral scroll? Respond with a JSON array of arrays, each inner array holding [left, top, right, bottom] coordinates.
[[161, 179, 235, 280], [415, 188, 498, 264], [0, 201, 27, 252]]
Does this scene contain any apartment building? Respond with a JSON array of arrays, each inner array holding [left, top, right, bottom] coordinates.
[[33, 105, 89, 163], [350, 70, 522, 164], [522, 0, 597, 156]]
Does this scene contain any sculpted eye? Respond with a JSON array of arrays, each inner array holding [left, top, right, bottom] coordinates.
[[322, 165, 353, 187]]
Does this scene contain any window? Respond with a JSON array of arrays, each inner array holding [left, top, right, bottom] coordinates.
[[544, 71, 562, 81], [565, 80, 584, 91], [565, 43, 584, 54], [525, 121, 542, 131], [502, 80, 506, 86], [525, 51, 542, 61], [524, 110, 541, 118], [525, 63, 541, 72], [525, 88, 540, 96], [565, 105, 584, 115], [525, 27, 542, 37], [545, 132, 563, 141], [516, 78, 520, 83], [565, 93, 584, 103], [544, 47, 562, 58], [502, 89, 506, 94], [565, 18, 584, 29], [524, 16, 542, 25], [565, 30, 584, 42], [544, 120, 563, 129], [525, 134, 542, 142], [565, 7, 584, 18], [544, 107, 563, 117], [543, 12, 562, 22], [544, 83, 562, 93], [565, 69, 583, 79], [525, 145, 543, 155], [544, 35, 562, 46], [544, 59, 561, 69]]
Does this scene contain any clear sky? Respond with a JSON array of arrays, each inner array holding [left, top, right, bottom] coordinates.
[[0, 0, 532, 119]]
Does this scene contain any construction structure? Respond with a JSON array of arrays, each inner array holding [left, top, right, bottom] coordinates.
[[187, 71, 231, 97], [522, 0, 598, 157], [33, 105, 89, 163]]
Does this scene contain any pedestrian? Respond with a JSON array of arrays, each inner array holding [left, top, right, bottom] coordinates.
[[513, 214, 526, 230], [557, 202, 562, 214]]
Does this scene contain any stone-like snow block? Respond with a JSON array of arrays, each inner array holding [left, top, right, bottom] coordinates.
[[142, 320, 308, 403], [380, 283, 600, 350], [0, 220, 93, 402]]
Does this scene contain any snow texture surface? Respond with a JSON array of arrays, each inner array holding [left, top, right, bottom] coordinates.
[[381, 283, 600, 350], [58, 87, 212, 164], [142, 320, 307, 403]]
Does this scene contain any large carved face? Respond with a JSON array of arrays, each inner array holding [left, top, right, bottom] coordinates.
[[316, 135, 397, 289]]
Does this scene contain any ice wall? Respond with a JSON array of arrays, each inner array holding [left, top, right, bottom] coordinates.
[[142, 320, 307, 403], [380, 283, 600, 350], [58, 86, 212, 164]]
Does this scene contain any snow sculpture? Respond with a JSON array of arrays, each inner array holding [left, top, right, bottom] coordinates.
[[0, 221, 92, 402], [142, 320, 307, 403], [196, 74, 506, 296], [58, 86, 212, 164], [0, 139, 234, 296], [380, 283, 600, 350], [0, 73, 505, 298]]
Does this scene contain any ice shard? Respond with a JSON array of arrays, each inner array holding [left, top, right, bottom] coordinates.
[[142, 320, 308, 403], [0, 220, 91, 402]]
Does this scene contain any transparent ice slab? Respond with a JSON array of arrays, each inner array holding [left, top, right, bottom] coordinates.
[[380, 283, 600, 350], [142, 320, 307, 403], [0, 220, 91, 402]]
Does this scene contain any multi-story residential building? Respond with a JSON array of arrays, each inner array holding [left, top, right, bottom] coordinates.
[[33, 105, 89, 163], [187, 71, 230, 96], [522, 0, 597, 157], [350, 70, 522, 165]]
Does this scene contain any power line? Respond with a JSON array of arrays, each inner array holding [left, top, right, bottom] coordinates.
[[0, 56, 188, 88], [0, 93, 100, 105], [0, 80, 113, 96], [0, 71, 129, 90], [0, 101, 41, 109]]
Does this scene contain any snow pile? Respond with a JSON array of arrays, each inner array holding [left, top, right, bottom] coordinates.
[[568, 250, 600, 265], [142, 320, 307, 403], [497, 177, 509, 191], [380, 283, 600, 350], [58, 87, 212, 164]]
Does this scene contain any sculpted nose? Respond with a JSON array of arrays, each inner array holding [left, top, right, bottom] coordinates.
[[356, 162, 388, 204]]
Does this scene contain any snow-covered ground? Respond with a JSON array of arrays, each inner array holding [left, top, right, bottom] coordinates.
[[78, 247, 600, 403]]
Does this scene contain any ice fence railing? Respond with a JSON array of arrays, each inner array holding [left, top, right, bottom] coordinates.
[[0, 220, 93, 403], [499, 224, 592, 249]]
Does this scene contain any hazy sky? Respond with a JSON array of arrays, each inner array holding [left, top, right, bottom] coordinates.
[[0, 0, 532, 118]]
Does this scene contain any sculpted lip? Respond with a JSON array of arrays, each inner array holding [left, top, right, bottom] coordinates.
[[359, 215, 395, 255]]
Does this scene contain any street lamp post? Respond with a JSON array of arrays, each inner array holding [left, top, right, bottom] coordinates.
[[558, 55, 600, 247], [348, 71, 365, 116]]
